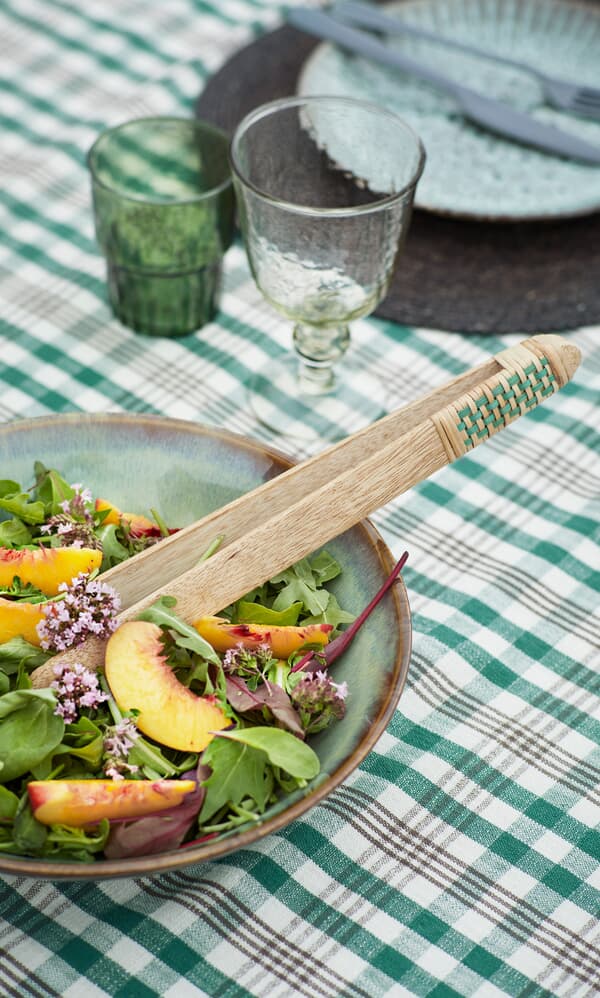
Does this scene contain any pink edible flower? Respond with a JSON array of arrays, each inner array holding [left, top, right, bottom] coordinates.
[[51, 661, 108, 724], [103, 717, 140, 780], [36, 573, 121, 652], [290, 670, 347, 734]]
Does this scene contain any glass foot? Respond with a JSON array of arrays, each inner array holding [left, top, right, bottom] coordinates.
[[247, 353, 387, 441]]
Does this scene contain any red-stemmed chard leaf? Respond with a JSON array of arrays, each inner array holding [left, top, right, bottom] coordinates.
[[291, 551, 409, 674], [225, 676, 305, 739], [103, 767, 210, 859]]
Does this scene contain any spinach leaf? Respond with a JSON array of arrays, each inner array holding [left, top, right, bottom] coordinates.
[[0, 636, 49, 675], [12, 795, 48, 855], [214, 727, 319, 780], [0, 688, 64, 781], [53, 716, 104, 770], [0, 519, 32, 547], [0, 785, 18, 821]]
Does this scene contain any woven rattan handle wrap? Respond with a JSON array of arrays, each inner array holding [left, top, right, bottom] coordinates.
[[432, 335, 579, 461]]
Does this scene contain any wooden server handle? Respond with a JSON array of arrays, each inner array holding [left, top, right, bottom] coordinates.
[[32, 333, 580, 680]]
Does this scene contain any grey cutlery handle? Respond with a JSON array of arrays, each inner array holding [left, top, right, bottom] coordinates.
[[289, 7, 465, 97], [288, 6, 600, 163], [332, 0, 547, 82]]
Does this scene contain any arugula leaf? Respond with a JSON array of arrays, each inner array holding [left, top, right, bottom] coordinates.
[[308, 551, 342, 585], [199, 737, 270, 822], [214, 727, 319, 780], [302, 592, 355, 629], [33, 464, 75, 517], [44, 820, 109, 859], [0, 492, 45, 525], [0, 688, 64, 781], [96, 523, 130, 570], [137, 596, 220, 666], [235, 600, 303, 626], [0, 577, 47, 603], [270, 559, 330, 617]]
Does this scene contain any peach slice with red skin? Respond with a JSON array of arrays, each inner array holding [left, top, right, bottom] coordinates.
[[27, 778, 196, 827], [0, 546, 102, 596], [105, 620, 229, 752], [193, 616, 333, 660], [95, 498, 161, 538], [0, 597, 45, 645]]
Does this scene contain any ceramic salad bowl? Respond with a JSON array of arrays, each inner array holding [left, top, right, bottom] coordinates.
[[0, 413, 411, 880]]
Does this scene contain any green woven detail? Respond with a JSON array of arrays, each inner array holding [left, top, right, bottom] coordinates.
[[459, 356, 556, 448]]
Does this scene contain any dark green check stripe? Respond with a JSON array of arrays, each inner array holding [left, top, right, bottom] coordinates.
[[358, 750, 600, 917], [410, 615, 600, 743], [0, 321, 160, 414], [405, 567, 600, 692], [1, 231, 104, 295], [404, 656, 600, 813], [322, 785, 599, 989], [1, 190, 99, 254], [250, 831, 541, 997], [390, 715, 600, 858], [3, 2, 157, 85], [1, 79, 108, 133], [143, 871, 361, 998], [380, 506, 598, 646], [453, 458, 598, 540], [1, 881, 241, 997], [419, 480, 596, 584], [0, 112, 91, 164]]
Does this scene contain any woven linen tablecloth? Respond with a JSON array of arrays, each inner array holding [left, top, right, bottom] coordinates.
[[1, 2, 599, 996]]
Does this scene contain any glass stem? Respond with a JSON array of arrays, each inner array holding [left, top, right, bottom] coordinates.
[[293, 322, 351, 396]]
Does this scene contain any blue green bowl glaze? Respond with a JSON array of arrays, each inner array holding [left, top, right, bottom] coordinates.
[[0, 413, 411, 880]]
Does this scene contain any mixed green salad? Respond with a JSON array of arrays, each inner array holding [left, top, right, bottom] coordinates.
[[0, 463, 362, 863]]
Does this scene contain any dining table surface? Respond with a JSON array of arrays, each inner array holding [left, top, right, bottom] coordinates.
[[0, 0, 599, 996]]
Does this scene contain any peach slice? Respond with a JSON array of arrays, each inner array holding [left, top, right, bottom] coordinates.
[[95, 498, 160, 537], [105, 620, 229, 752], [0, 546, 102, 596], [0, 596, 45, 645], [27, 778, 196, 827], [193, 616, 333, 660]]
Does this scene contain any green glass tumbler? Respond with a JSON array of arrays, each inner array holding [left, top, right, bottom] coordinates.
[[87, 116, 234, 337]]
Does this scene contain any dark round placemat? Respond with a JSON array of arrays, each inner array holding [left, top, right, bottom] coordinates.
[[196, 23, 600, 333]]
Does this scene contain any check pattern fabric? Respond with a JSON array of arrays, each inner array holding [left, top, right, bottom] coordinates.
[[0, 1, 599, 996]]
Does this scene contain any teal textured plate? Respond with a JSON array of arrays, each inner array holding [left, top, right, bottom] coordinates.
[[298, 0, 600, 220], [0, 413, 411, 880]]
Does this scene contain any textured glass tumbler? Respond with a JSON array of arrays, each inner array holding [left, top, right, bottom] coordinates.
[[230, 96, 425, 438], [87, 117, 234, 337]]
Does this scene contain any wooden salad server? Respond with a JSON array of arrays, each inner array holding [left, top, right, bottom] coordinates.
[[31, 334, 580, 684]]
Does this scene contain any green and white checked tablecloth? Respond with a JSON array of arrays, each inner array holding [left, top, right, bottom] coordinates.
[[1, 1, 599, 995]]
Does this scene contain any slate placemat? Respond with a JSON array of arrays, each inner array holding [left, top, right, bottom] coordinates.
[[196, 22, 600, 334]]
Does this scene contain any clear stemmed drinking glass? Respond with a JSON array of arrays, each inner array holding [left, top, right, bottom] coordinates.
[[230, 95, 425, 440]]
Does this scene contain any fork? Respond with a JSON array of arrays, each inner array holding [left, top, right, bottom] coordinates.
[[332, 0, 600, 120]]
